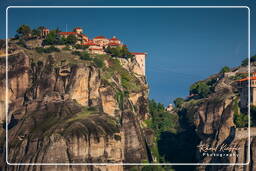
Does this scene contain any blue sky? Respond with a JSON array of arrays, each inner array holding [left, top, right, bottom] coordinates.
[[0, 0, 255, 106]]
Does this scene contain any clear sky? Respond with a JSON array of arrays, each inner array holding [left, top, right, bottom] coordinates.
[[0, 0, 255, 106]]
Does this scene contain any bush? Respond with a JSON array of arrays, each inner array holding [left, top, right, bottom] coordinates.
[[234, 112, 249, 128], [230, 73, 247, 81], [189, 82, 210, 98], [62, 46, 71, 51], [93, 58, 104, 68], [35, 46, 60, 53], [105, 46, 134, 59], [44, 46, 60, 53], [79, 51, 91, 60], [42, 31, 64, 45], [220, 66, 230, 73], [71, 51, 81, 56], [173, 97, 184, 108], [17, 39, 27, 48], [16, 24, 31, 37], [148, 99, 180, 136], [65, 35, 77, 45], [35, 47, 45, 53], [74, 44, 89, 50], [241, 55, 256, 66]]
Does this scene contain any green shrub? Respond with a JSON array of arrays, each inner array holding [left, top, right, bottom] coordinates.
[[173, 97, 184, 108], [230, 73, 247, 81], [241, 55, 256, 66], [35, 47, 45, 53], [17, 39, 27, 48], [149, 99, 180, 136], [93, 58, 104, 68], [80, 51, 92, 60], [189, 82, 210, 98], [71, 51, 81, 56], [74, 44, 89, 50], [44, 46, 60, 53], [105, 46, 134, 59], [234, 113, 248, 128], [42, 31, 63, 45], [62, 46, 71, 51], [35, 46, 60, 53], [65, 35, 77, 45], [16, 24, 31, 37], [220, 66, 230, 73]]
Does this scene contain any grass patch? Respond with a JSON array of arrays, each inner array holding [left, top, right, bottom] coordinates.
[[66, 107, 97, 123]]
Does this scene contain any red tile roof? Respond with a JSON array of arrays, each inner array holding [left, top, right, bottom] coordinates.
[[74, 27, 82, 30], [94, 36, 107, 39], [110, 37, 119, 41], [59, 32, 77, 35], [237, 76, 256, 82], [108, 42, 120, 46]]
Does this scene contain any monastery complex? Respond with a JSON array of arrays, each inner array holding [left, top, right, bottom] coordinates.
[[42, 27, 147, 75]]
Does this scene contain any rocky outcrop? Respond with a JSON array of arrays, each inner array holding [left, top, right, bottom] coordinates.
[[0, 43, 150, 171], [180, 71, 256, 170]]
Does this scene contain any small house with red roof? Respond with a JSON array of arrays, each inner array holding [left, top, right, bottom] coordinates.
[[42, 28, 50, 37], [109, 36, 121, 44], [58, 27, 89, 44], [88, 46, 105, 55], [237, 72, 256, 108], [93, 36, 109, 47], [73, 27, 83, 34]]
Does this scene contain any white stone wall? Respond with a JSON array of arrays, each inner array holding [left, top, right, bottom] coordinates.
[[134, 54, 146, 76]]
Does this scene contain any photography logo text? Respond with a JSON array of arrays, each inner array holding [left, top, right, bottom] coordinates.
[[197, 143, 240, 158]]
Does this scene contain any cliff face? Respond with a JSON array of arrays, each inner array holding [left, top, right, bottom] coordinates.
[[0, 42, 150, 171], [180, 69, 256, 171]]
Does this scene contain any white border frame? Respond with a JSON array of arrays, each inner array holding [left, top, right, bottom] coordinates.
[[5, 6, 250, 166]]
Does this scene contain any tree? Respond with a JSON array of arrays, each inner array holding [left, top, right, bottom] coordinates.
[[65, 35, 77, 45], [190, 82, 210, 98], [16, 24, 31, 37], [173, 97, 184, 108], [220, 66, 230, 73], [42, 31, 63, 45], [32, 29, 41, 37], [148, 99, 179, 136], [105, 46, 134, 59], [241, 55, 256, 66]]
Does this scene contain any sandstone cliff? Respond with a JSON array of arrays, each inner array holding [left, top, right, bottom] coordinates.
[[0, 41, 150, 171], [177, 67, 256, 171]]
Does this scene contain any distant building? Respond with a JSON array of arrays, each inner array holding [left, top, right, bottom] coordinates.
[[88, 46, 105, 55], [59, 27, 89, 44], [43, 27, 147, 76], [166, 104, 173, 112], [73, 27, 83, 34], [93, 36, 109, 47], [237, 72, 256, 108], [42, 28, 50, 37], [109, 36, 121, 45]]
